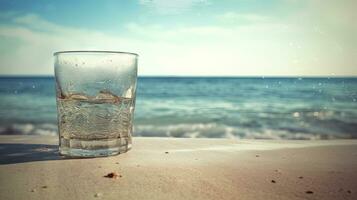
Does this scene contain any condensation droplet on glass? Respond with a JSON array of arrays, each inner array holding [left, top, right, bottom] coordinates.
[[68, 82, 74, 91], [318, 82, 322, 86], [32, 85, 36, 89], [298, 77, 302, 81], [353, 98, 356, 102], [265, 85, 269, 89]]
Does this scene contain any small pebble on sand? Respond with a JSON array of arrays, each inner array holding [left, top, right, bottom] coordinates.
[[165, 151, 169, 154], [42, 186, 48, 189], [347, 190, 351, 194], [271, 180, 276, 183], [255, 155, 260, 157], [104, 172, 120, 179], [115, 162, 119, 164], [298, 176, 303, 179], [305, 191, 313, 194], [31, 189, 36, 192], [94, 193, 103, 197]]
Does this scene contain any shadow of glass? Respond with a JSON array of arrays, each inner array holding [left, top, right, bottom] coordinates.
[[0, 143, 61, 165]]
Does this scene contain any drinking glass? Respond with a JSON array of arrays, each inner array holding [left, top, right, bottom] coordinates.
[[54, 51, 138, 157]]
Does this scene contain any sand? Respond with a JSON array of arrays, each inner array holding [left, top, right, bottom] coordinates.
[[0, 135, 356, 200]]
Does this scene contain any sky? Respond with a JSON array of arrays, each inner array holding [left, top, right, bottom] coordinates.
[[0, 0, 356, 76]]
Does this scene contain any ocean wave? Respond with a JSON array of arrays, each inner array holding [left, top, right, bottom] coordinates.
[[0, 123, 58, 136], [0, 122, 353, 140], [134, 123, 352, 140]]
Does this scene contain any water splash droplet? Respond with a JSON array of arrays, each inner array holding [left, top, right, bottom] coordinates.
[[293, 112, 300, 118]]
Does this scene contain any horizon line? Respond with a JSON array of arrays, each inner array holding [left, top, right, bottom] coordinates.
[[0, 75, 357, 78]]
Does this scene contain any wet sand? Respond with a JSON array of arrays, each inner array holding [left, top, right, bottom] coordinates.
[[0, 135, 356, 200]]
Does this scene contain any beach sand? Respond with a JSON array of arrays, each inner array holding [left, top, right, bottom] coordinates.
[[0, 135, 356, 200]]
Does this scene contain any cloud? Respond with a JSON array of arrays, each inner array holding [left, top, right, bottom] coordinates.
[[306, 0, 357, 51], [139, 0, 210, 15], [0, 14, 142, 75], [216, 12, 270, 24], [0, 6, 356, 76], [14, 14, 60, 31]]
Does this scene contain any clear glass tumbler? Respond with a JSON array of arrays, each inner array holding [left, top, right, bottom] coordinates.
[[54, 51, 138, 157]]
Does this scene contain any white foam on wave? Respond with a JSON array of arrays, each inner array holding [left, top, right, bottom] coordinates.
[[134, 123, 229, 138], [134, 123, 351, 140], [0, 123, 352, 140], [0, 123, 57, 136], [134, 123, 352, 140]]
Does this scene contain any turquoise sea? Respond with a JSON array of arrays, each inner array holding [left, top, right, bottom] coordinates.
[[0, 76, 356, 139]]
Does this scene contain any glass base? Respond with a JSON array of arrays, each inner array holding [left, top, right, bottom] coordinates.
[[59, 137, 131, 158]]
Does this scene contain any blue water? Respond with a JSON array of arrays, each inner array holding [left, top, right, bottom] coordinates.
[[1, 77, 357, 139]]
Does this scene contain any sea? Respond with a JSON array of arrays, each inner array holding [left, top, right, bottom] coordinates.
[[0, 76, 356, 139]]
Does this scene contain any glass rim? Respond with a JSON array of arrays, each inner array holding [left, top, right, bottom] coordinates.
[[53, 50, 138, 56]]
